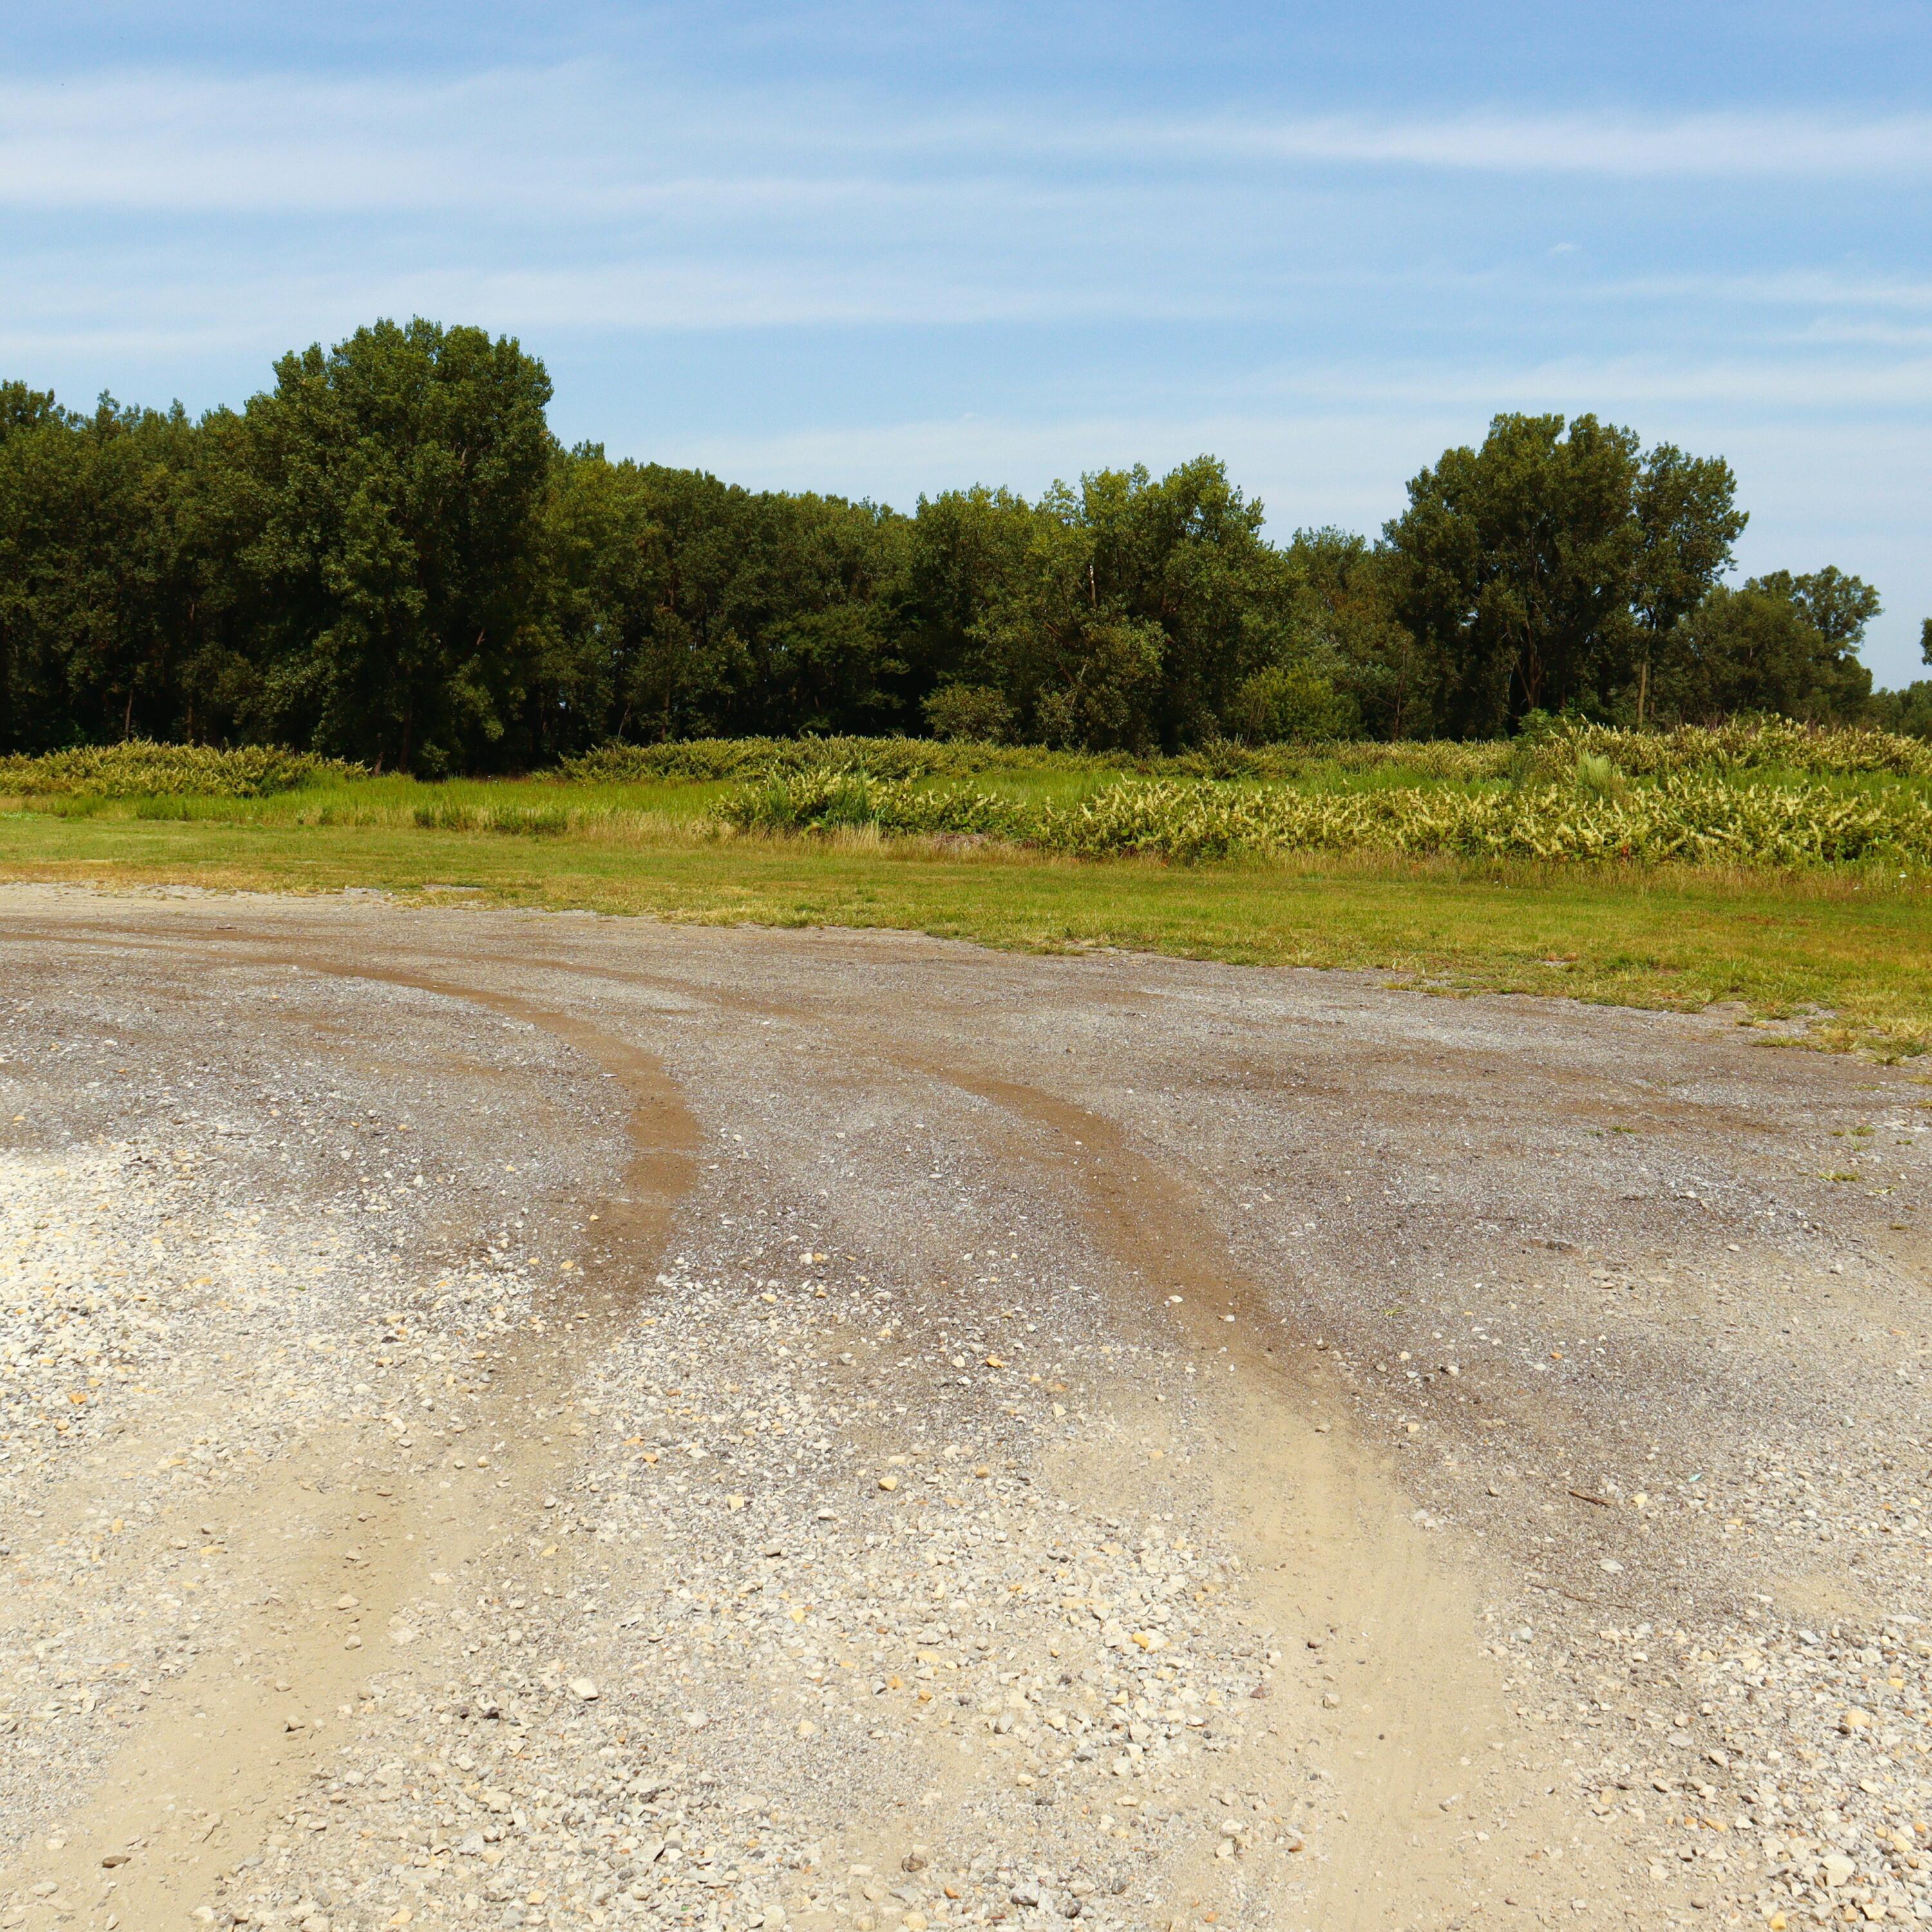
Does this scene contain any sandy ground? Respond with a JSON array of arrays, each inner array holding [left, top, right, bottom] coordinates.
[[1, 884, 1929, 1932]]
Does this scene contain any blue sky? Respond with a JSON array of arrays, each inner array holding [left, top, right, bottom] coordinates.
[[5, 1, 1929, 684]]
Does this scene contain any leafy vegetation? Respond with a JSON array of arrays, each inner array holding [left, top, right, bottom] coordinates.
[[715, 764, 1932, 867], [0, 739, 357, 797], [5, 324, 1927, 771], [6, 721, 1932, 873], [561, 718, 1932, 786]]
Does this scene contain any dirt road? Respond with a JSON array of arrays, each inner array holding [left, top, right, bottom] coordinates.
[[2, 885, 1929, 1932]]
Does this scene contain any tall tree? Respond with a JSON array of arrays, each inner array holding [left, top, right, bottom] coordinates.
[[1282, 529, 1421, 738], [237, 318, 555, 773], [1384, 413, 1645, 734], [1629, 444, 1747, 726], [947, 458, 1311, 751], [1656, 570, 1878, 723], [0, 393, 247, 751]]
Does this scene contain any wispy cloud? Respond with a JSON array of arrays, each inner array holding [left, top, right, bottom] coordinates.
[[1170, 109, 1932, 180], [4, 70, 1932, 220]]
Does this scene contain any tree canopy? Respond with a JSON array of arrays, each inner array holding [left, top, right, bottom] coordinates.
[[0, 327, 1917, 764]]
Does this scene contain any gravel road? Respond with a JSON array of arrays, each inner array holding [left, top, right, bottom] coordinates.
[[1, 884, 1929, 1932]]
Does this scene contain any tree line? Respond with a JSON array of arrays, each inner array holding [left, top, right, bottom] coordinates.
[[3, 317, 1927, 772]]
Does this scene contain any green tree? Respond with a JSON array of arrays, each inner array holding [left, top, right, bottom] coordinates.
[[1870, 681, 1932, 740], [949, 458, 1307, 750], [0, 393, 251, 752], [1385, 413, 1643, 734], [543, 454, 913, 743], [0, 381, 62, 440], [898, 486, 1037, 708], [1656, 571, 1877, 723], [1868, 620, 1932, 739], [1385, 415, 1745, 735], [237, 318, 555, 772], [1629, 445, 1747, 726], [1759, 566, 1882, 653], [965, 491, 1165, 750], [1283, 529, 1426, 738]]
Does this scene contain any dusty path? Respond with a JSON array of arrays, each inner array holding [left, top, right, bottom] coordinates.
[[1, 886, 1929, 1932]]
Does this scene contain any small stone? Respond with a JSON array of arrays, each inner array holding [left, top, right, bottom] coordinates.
[[878, 1476, 898, 1492], [568, 1678, 599, 1701]]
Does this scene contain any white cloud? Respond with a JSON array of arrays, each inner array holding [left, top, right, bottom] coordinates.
[[1164, 109, 1932, 180], [3, 70, 1931, 220]]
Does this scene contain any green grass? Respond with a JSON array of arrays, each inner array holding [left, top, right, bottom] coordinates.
[[4, 788, 1931, 1060]]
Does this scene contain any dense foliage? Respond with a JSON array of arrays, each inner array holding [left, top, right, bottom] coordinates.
[[563, 717, 1932, 785], [0, 739, 355, 797], [3, 321, 1926, 768], [717, 758, 1932, 867]]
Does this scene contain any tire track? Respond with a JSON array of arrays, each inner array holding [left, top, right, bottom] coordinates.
[[0, 941, 699, 1929]]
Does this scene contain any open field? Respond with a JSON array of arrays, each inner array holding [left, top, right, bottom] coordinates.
[[3, 785, 1931, 1058], [2, 888, 1929, 1932]]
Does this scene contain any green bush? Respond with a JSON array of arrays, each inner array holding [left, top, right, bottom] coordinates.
[[565, 718, 1932, 790], [0, 741, 358, 799], [923, 683, 1017, 744], [1227, 664, 1358, 743]]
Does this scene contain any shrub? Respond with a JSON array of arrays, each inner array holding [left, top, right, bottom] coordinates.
[[0, 741, 358, 798], [923, 683, 1016, 743], [1227, 664, 1358, 743]]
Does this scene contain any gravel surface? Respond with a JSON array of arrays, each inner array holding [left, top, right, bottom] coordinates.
[[1, 884, 1929, 1932]]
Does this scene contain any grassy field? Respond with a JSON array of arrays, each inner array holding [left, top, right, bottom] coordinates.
[[4, 762, 1931, 1060]]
